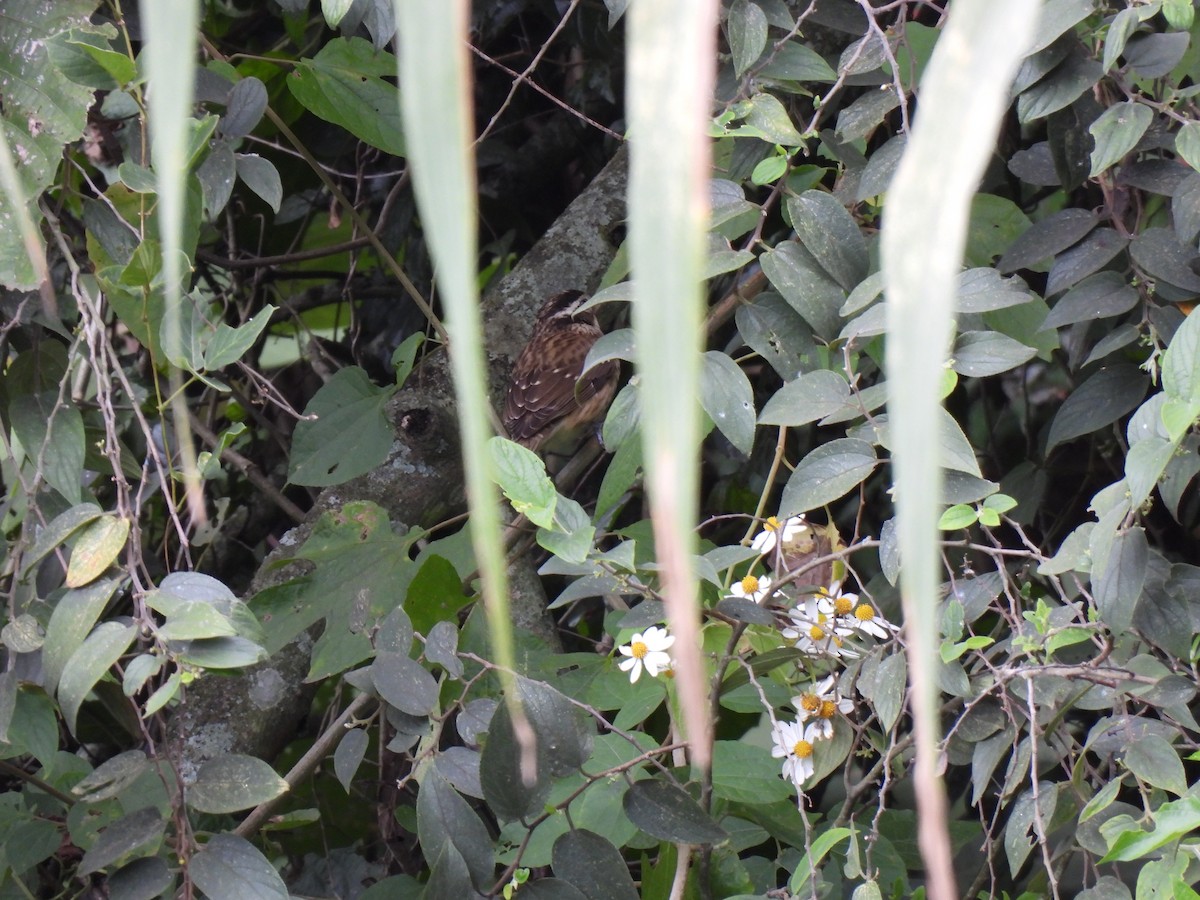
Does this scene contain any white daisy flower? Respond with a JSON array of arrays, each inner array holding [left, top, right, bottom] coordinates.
[[616, 626, 675, 683], [750, 515, 808, 555], [781, 596, 858, 659], [729, 573, 773, 604], [816, 580, 858, 617], [793, 675, 855, 740], [770, 719, 822, 789], [844, 603, 898, 640]]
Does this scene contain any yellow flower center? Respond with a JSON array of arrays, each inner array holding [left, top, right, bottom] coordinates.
[[630, 641, 648, 659], [834, 597, 854, 615], [809, 625, 826, 640], [764, 516, 781, 532], [799, 692, 820, 713], [854, 605, 875, 622], [792, 740, 814, 758], [819, 700, 838, 719], [740, 575, 760, 593]]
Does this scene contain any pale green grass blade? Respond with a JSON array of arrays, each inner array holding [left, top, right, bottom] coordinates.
[[881, 2, 1041, 896], [139, 0, 204, 521], [628, 0, 719, 770], [393, 1, 525, 764]]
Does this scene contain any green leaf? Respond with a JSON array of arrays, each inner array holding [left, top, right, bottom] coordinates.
[[2, 687, 59, 765], [781, 438, 878, 516], [106, 858, 173, 899], [1046, 364, 1148, 453], [289, 367, 396, 486], [751, 154, 788, 185], [1163, 0, 1194, 30], [287, 37, 405, 157], [1093, 526, 1147, 632], [71, 749, 149, 803], [787, 191, 870, 291], [1161, 398, 1200, 443], [938, 504, 978, 530], [1046, 227, 1128, 296], [305, 627, 372, 683], [735, 292, 818, 379], [1019, 55, 1103, 124], [372, 651, 438, 716], [704, 247, 755, 278], [959, 270, 1035, 316], [552, 830, 639, 900], [759, 370, 850, 426], [1125, 733, 1187, 796], [70, 38, 137, 87], [1130, 228, 1200, 292], [966, 196, 1034, 269], [1103, 8, 1142, 73], [417, 769, 494, 890], [203, 304, 276, 370], [1089, 101, 1153, 177], [235, 154, 282, 213], [171, 636, 267, 669], [0, 0, 98, 290], [711, 741, 794, 804], [189, 834, 288, 900], [1126, 435, 1175, 509], [982, 493, 1018, 513], [160, 600, 241, 642], [78, 807, 164, 876], [222, 77, 268, 138], [42, 577, 122, 695], [333, 728, 369, 793], [391, 332, 424, 386], [6, 346, 86, 503], [142, 671, 182, 717], [65, 516, 130, 588], [760, 240, 844, 338], [699, 351, 756, 456], [876, 407, 982, 477], [1004, 786, 1057, 878], [1161, 298, 1200, 406], [1079, 777, 1123, 824], [997, 208, 1099, 273], [321, 0, 355, 28], [188, 754, 289, 814], [872, 652, 906, 731], [481, 677, 595, 821], [403, 555, 470, 637], [57, 620, 137, 735], [758, 40, 837, 82], [623, 779, 727, 844], [1027, 0, 1098, 56], [741, 92, 804, 145], [1040, 271, 1138, 331], [839, 91, 903, 145], [488, 436, 557, 528], [727, 0, 768, 77], [1101, 796, 1200, 862], [537, 496, 595, 565], [1177, 121, 1200, 173], [21, 502, 103, 578], [197, 141, 236, 216], [789, 827, 853, 893]]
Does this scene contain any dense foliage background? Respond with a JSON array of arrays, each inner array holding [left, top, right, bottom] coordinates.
[[1, 0, 1200, 897]]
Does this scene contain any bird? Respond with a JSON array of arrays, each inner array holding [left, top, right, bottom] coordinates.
[[503, 289, 619, 453]]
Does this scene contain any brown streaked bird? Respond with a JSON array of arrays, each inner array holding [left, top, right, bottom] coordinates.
[[504, 290, 619, 452]]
